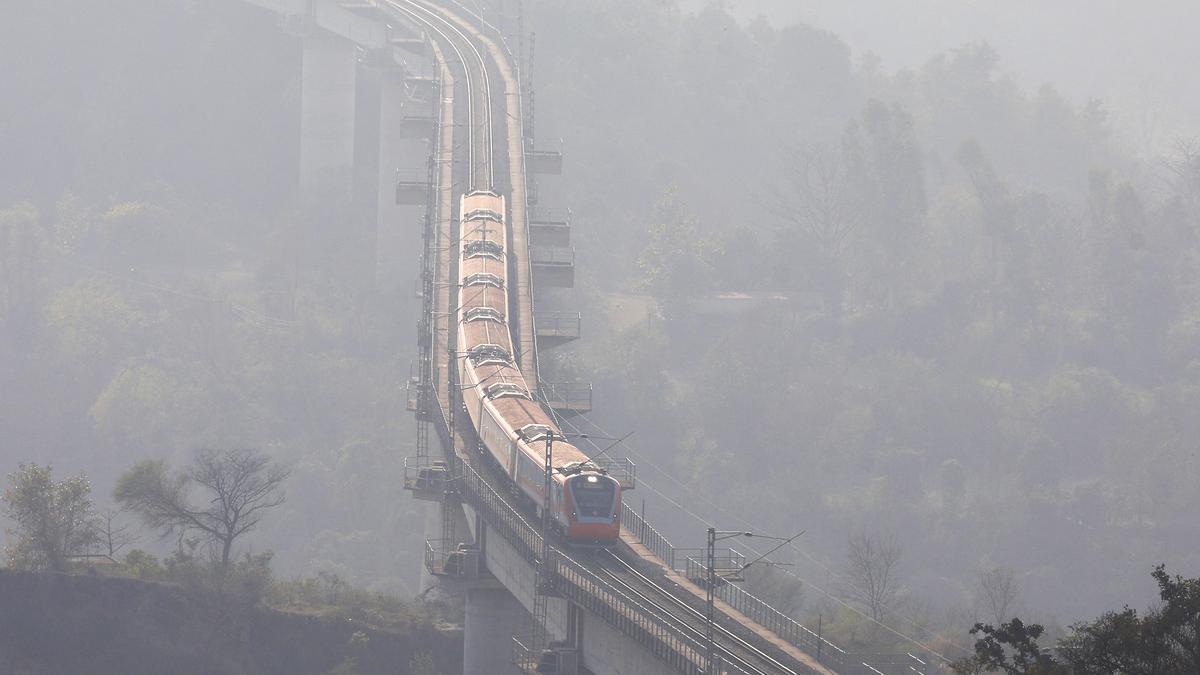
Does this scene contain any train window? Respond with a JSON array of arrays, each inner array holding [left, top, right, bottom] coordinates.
[[569, 475, 616, 518], [464, 239, 504, 260], [463, 273, 504, 288], [464, 307, 504, 323]]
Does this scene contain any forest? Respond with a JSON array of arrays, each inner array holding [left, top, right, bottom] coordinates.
[[2, 0, 1200, 666]]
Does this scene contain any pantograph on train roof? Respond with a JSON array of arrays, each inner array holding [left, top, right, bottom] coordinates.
[[464, 306, 504, 323], [467, 343, 512, 366], [517, 423, 565, 444], [463, 272, 504, 288], [464, 208, 503, 223], [464, 239, 504, 260], [558, 460, 608, 476], [485, 382, 530, 400]]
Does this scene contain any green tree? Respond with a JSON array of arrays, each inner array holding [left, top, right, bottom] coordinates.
[[950, 618, 1067, 675], [115, 448, 290, 567], [636, 186, 713, 313], [1060, 565, 1200, 674], [0, 202, 47, 342], [1, 463, 99, 571], [773, 140, 863, 319]]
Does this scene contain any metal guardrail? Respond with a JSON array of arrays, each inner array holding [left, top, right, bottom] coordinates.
[[424, 538, 480, 578], [534, 311, 581, 340], [403, 456, 448, 500], [620, 502, 677, 568], [540, 381, 592, 411], [530, 245, 575, 266], [593, 457, 636, 491], [620, 505, 848, 670], [449, 450, 724, 674], [683, 551, 747, 583], [529, 207, 571, 225], [617, 504, 945, 675]]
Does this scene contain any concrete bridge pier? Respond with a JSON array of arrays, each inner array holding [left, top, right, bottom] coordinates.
[[464, 582, 528, 675], [300, 31, 358, 194], [375, 71, 416, 288]]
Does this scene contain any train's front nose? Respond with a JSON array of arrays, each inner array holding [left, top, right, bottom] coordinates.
[[566, 474, 620, 541]]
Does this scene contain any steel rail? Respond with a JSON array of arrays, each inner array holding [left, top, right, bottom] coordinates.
[[387, 0, 494, 189], [386, 3, 831, 672], [602, 550, 804, 675], [595, 557, 763, 675], [416, 0, 495, 187]]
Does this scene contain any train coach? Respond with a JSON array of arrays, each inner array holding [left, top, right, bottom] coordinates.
[[455, 190, 624, 544]]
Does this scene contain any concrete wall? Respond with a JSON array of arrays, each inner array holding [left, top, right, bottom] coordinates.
[[463, 503, 678, 675]]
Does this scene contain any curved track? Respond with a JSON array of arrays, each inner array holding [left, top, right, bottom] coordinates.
[[386, 0, 494, 189], [389, 2, 820, 673]]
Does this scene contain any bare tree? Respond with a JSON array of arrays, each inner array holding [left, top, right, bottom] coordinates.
[[115, 448, 290, 567], [743, 564, 805, 618], [94, 507, 138, 561], [1160, 138, 1200, 228], [771, 142, 864, 318], [841, 531, 904, 623], [975, 565, 1020, 627]]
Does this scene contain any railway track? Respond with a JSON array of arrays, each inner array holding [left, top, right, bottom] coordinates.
[[387, 2, 822, 673], [385, 0, 495, 189], [447, 399, 803, 674], [593, 549, 800, 675]]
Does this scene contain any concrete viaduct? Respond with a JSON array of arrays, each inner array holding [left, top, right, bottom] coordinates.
[[235, 2, 943, 673]]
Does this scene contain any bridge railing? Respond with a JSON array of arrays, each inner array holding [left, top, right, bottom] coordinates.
[[620, 502, 676, 567], [709, 576, 850, 671], [620, 502, 853, 671], [533, 310, 581, 339], [448, 449, 735, 674], [617, 503, 948, 675]]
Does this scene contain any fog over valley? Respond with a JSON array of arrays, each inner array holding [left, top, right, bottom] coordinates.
[[3, 1, 1200, 673]]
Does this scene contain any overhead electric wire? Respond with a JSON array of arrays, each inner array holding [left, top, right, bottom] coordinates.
[[554, 410, 962, 663]]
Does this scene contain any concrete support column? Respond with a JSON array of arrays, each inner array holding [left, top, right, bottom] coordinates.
[[352, 65, 382, 287], [300, 32, 357, 194], [376, 73, 417, 289], [464, 585, 527, 675]]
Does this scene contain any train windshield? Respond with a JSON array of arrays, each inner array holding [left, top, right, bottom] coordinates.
[[570, 475, 616, 518]]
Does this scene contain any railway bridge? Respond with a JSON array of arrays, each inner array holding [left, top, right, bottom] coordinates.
[[237, 2, 944, 673]]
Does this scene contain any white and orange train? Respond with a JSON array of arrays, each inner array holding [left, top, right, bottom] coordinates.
[[455, 190, 624, 544]]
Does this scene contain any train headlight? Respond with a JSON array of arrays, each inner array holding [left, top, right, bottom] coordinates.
[[586, 475, 598, 483]]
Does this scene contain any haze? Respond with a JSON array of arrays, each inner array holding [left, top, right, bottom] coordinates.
[[3, 0, 1200, 668], [696, 0, 1200, 153]]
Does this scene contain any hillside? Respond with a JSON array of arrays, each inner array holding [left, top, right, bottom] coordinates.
[[0, 571, 462, 675]]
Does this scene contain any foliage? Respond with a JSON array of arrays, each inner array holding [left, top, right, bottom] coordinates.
[[637, 186, 714, 311], [115, 449, 290, 566], [4, 0, 1200, 644], [951, 566, 1200, 674], [1, 464, 98, 571], [267, 571, 441, 633], [950, 618, 1066, 674], [123, 549, 166, 579], [1059, 565, 1200, 674]]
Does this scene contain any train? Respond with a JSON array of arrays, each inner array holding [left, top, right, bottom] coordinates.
[[455, 190, 624, 544]]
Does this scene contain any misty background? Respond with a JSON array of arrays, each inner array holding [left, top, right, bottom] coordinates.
[[3, 0, 1199, 657]]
